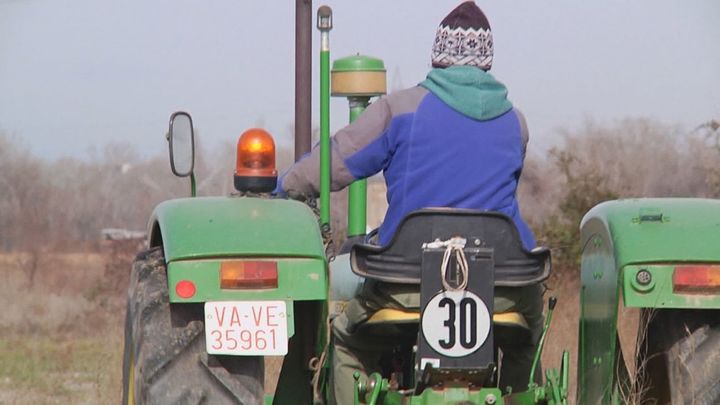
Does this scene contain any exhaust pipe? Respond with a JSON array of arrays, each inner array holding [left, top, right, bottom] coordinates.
[[294, 0, 312, 162]]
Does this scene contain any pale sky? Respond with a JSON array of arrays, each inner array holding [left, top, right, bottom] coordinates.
[[1, 1, 718, 162]]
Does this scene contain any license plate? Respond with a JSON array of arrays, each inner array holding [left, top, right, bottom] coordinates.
[[204, 301, 288, 356]]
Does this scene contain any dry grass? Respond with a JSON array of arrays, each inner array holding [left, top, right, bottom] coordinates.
[[0, 251, 127, 405]]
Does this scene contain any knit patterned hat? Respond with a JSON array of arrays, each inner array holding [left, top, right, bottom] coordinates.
[[431, 1, 493, 70]]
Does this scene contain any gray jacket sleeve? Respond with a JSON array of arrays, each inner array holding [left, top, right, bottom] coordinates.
[[513, 108, 530, 156], [281, 86, 427, 197]]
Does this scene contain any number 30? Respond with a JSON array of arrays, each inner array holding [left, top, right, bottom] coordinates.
[[438, 297, 478, 350]]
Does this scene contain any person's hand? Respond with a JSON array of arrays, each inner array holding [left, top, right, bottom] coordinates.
[[271, 175, 287, 198]]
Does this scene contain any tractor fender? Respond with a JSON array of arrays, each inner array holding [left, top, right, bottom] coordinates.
[[577, 198, 720, 404], [146, 196, 328, 305], [147, 196, 325, 261]]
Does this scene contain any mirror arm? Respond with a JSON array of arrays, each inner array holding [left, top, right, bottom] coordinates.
[[190, 172, 196, 197]]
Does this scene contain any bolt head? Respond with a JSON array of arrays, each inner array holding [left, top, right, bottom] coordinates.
[[485, 393, 497, 404]]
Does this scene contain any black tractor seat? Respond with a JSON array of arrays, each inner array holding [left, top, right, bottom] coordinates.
[[350, 208, 551, 287]]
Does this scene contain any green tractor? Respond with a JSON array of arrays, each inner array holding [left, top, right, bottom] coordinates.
[[121, 5, 568, 404], [121, 4, 720, 405]]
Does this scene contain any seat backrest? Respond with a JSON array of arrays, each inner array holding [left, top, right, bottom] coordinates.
[[350, 208, 551, 286]]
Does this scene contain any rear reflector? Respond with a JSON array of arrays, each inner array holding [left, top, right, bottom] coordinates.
[[176, 280, 196, 299], [221, 261, 278, 289], [673, 265, 720, 294]]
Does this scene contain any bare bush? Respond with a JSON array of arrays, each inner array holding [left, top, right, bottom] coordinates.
[[0, 135, 53, 251], [518, 118, 720, 270], [1, 116, 718, 268], [517, 153, 562, 227], [0, 133, 220, 253]]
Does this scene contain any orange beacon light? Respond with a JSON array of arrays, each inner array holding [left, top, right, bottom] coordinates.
[[234, 128, 278, 193]]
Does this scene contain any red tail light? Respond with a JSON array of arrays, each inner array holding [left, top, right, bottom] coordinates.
[[673, 265, 720, 294], [221, 261, 278, 289], [176, 280, 197, 298]]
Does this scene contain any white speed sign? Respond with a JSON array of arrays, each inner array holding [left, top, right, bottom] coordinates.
[[421, 290, 491, 357]]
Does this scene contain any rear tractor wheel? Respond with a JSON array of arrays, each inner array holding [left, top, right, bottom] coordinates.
[[642, 309, 720, 405], [121, 247, 264, 405]]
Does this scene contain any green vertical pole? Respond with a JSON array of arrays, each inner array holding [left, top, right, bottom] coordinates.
[[318, 7, 332, 227], [331, 54, 386, 239], [347, 97, 369, 237], [316, 8, 332, 405]]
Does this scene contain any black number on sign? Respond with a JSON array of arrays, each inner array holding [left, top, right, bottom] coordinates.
[[436, 297, 478, 351], [438, 297, 455, 349], [459, 297, 478, 348]]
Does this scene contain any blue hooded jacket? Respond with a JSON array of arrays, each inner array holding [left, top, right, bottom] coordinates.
[[281, 66, 536, 249]]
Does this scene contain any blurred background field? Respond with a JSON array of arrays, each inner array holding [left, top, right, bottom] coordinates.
[[0, 252, 129, 404], [0, 119, 719, 403]]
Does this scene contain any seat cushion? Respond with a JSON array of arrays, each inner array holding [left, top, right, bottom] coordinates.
[[364, 308, 529, 329]]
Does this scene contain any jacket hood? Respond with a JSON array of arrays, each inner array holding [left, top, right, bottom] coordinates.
[[420, 65, 512, 121]]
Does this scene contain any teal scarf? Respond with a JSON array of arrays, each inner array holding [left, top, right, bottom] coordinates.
[[420, 65, 513, 121]]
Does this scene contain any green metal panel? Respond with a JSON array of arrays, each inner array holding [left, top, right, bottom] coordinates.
[[167, 258, 327, 303], [149, 196, 325, 262], [580, 198, 720, 268], [354, 367, 570, 404], [577, 219, 619, 404], [378, 387, 504, 405], [375, 386, 565, 404], [622, 264, 720, 308]]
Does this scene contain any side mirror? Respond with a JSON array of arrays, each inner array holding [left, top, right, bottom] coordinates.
[[167, 111, 195, 177]]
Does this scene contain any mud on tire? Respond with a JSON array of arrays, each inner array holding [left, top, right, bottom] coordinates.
[[122, 248, 264, 404]]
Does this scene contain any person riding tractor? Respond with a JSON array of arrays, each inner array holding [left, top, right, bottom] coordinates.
[[276, 2, 543, 403]]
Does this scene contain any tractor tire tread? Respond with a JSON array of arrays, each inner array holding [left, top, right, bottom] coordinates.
[[646, 309, 720, 405], [122, 248, 264, 405]]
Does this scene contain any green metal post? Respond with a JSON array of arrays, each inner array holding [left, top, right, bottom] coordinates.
[[317, 6, 332, 227], [331, 55, 386, 237], [347, 97, 369, 236], [529, 296, 557, 388], [560, 351, 570, 400], [190, 172, 197, 197], [316, 10, 332, 403]]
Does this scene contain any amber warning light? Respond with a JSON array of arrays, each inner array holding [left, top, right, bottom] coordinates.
[[234, 128, 278, 193]]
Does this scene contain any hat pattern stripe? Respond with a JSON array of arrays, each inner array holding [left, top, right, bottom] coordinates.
[[430, 7, 494, 70]]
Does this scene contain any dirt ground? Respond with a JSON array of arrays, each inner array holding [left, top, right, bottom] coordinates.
[[0, 250, 589, 404]]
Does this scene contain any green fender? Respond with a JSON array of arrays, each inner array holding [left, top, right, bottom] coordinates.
[[148, 196, 325, 261], [577, 198, 720, 404], [146, 196, 328, 307]]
